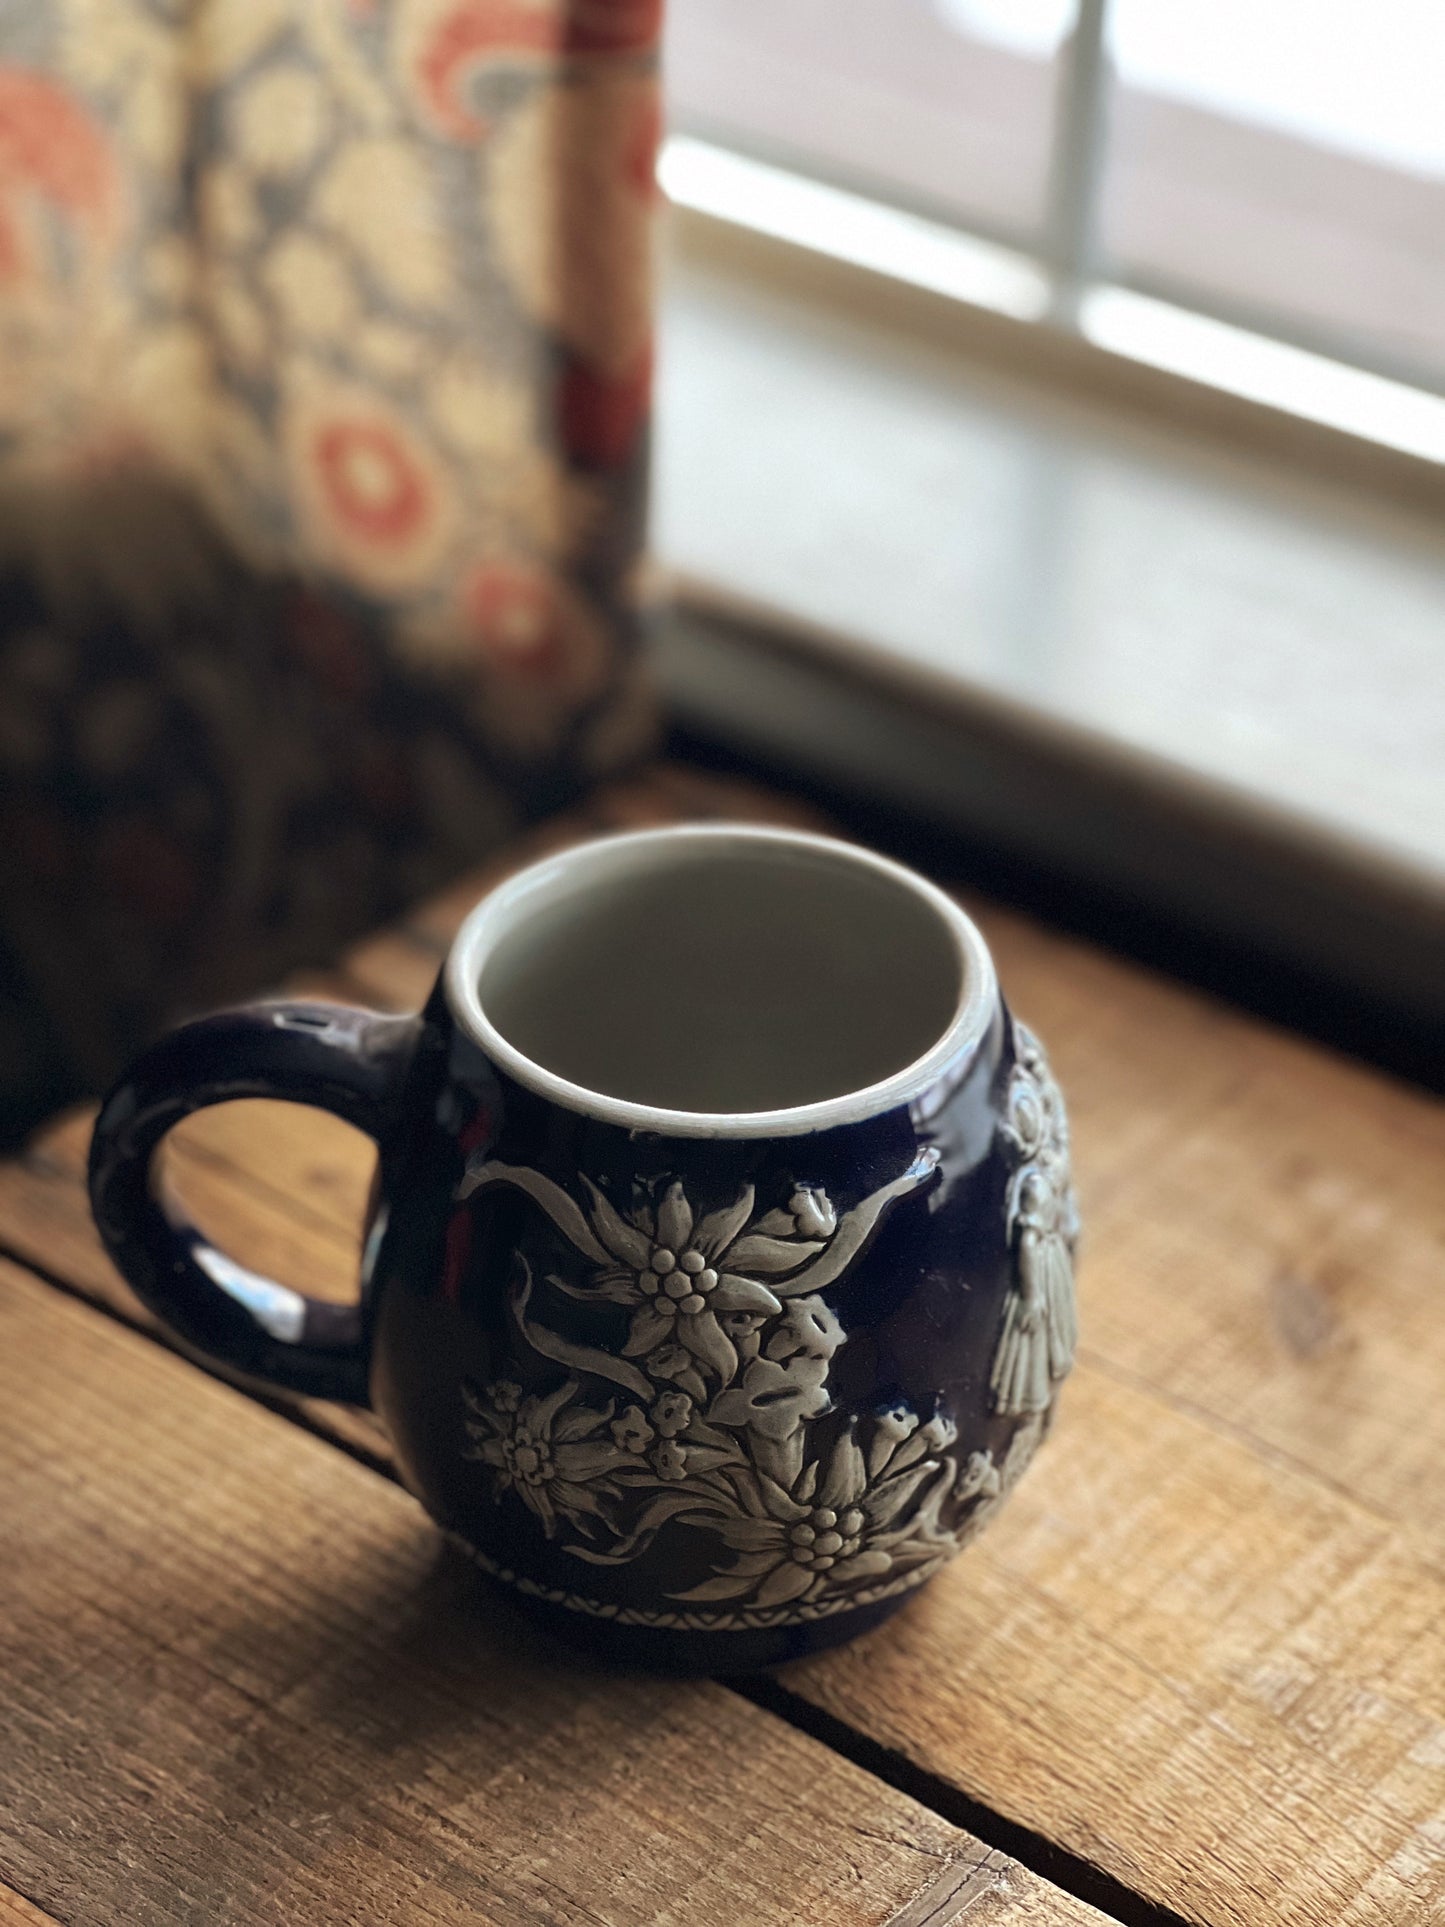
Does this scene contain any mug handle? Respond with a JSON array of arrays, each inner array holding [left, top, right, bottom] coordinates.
[[88, 999, 421, 1406]]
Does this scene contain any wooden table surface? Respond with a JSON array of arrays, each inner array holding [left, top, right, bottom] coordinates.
[[3, 764, 1442, 1927]]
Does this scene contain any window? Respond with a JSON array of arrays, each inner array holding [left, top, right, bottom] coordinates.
[[1105, 0, 1445, 381], [653, 0, 1445, 968], [666, 0, 1445, 394], [666, 0, 1071, 243]]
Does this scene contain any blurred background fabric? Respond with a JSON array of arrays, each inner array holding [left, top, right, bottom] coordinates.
[[0, 0, 663, 1141]]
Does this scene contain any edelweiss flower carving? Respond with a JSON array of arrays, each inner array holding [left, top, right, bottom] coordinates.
[[675, 1408, 961, 1609], [455, 1149, 1023, 1621], [460, 1378, 623, 1538], [456, 1154, 938, 1399], [558, 1168, 824, 1385]]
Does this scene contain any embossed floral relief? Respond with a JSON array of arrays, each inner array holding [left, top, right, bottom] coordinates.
[[455, 1148, 1049, 1625]]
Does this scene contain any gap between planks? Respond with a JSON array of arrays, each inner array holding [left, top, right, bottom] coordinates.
[[0, 1257, 1110, 1927], [0, 1244, 1144, 1927], [5, 965, 1443, 1923], [0, 1882, 64, 1926], [738, 1682, 1195, 1927], [7, 771, 1443, 1927]]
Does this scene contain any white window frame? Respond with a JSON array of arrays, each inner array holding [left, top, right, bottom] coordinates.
[[659, 0, 1445, 497], [649, 3, 1444, 1026]]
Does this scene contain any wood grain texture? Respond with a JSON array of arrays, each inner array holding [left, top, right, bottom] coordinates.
[[0, 966, 377, 1308], [0, 1261, 1103, 1927], [786, 1367, 1445, 1927], [0, 1886, 62, 1926], [981, 906, 1445, 1537], [785, 906, 1445, 1927], [4, 769, 1443, 1926], [0, 1096, 367, 1309]]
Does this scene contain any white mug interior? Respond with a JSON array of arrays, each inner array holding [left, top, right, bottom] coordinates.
[[445, 825, 997, 1137]]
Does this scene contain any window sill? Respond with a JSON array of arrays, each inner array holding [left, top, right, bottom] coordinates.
[[651, 214, 1445, 1033]]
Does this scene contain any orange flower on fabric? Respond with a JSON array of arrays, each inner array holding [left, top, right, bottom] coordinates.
[[406, 0, 662, 143], [315, 422, 428, 544], [463, 563, 611, 701], [285, 378, 457, 594], [0, 68, 119, 285]]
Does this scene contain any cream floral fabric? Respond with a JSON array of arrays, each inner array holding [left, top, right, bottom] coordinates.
[[0, 1, 662, 1136]]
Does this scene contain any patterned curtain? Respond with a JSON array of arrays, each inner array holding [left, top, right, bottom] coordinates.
[[0, 0, 662, 1138]]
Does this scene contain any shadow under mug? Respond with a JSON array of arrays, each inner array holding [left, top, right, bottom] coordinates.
[[89, 825, 1079, 1673]]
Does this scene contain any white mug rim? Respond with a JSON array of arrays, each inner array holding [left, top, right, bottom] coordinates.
[[444, 823, 999, 1139]]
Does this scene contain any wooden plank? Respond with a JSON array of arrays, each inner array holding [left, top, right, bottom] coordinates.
[[0, 1097, 389, 1465], [784, 1365, 1445, 1927], [5, 775, 1443, 1924], [0, 1260, 1104, 1927], [165, 1097, 378, 1245], [200, 894, 1445, 1924], [980, 904, 1445, 1537], [0, 1886, 63, 1926], [774, 907, 1445, 1927], [2, 964, 378, 1283], [339, 928, 439, 1016]]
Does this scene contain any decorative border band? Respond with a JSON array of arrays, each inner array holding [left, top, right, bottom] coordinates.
[[442, 1527, 951, 1631]]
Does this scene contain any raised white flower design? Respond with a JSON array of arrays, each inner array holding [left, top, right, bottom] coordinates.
[[459, 1154, 937, 1394], [459, 1165, 819, 1386], [610, 1404, 654, 1454], [675, 1434, 883, 1610], [675, 1410, 962, 1610], [649, 1390, 693, 1436], [462, 1377, 636, 1539], [764, 1294, 845, 1364], [751, 1185, 838, 1241], [452, 1148, 1039, 1623]]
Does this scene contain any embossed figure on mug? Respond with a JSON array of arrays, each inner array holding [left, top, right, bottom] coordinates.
[[89, 826, 1079, 1672]]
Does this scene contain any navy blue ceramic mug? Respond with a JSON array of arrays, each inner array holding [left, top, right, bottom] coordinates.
[[89, 826, 1078, 1671]]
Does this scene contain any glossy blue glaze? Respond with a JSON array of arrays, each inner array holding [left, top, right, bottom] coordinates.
[[89, 850, 1076, 1675], [368, 981, 1041, 1670]]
